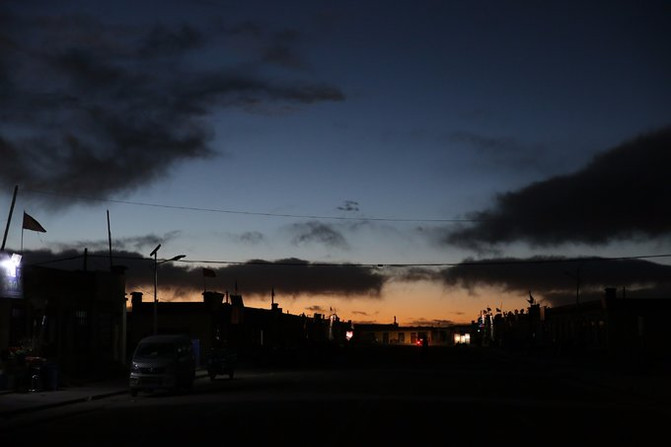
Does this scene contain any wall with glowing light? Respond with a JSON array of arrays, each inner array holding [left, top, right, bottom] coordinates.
[[0, 251, 22, 299]]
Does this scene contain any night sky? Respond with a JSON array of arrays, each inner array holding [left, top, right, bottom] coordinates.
[[1, 0, 670, 325]]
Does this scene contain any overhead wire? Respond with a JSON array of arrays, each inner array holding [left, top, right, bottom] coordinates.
[[18, 189, 671, 268], [27, 251, 671, 268], [22, 189, 481, 223]]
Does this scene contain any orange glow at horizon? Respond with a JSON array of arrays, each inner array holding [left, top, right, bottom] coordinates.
[[128, 280, 534, 327]]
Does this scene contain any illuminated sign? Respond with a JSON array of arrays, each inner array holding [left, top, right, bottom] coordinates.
[[0, 251, 23, 299]]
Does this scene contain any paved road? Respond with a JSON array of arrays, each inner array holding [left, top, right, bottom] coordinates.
[[2, 346, 669, 446]]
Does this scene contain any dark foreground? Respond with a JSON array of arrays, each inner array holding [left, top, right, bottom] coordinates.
[[2, 345, 669, 446]]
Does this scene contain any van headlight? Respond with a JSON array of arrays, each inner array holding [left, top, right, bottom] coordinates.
[[130, 362, 141, 373]]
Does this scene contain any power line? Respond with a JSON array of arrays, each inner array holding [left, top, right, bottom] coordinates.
[[188, 253, 671, 268], [27, 252, 671, 269], [16, 190, 671, 268], [24, 189, 480, 223]]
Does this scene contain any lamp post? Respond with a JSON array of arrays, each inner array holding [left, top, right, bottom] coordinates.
[[150, 244, 185, 335], [563, 267, 581, 306]]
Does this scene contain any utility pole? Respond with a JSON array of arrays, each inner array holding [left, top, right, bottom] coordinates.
[[575, 267, 581, 305], [564, 267, 581, 306], [1, 185, 18, 251]]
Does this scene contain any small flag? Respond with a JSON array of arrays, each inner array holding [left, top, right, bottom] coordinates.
[[23, 212, 46, 233], [202, 268, 216, 278]]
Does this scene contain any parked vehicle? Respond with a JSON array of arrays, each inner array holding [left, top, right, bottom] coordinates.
[[129, 334, 196, 396], [206, 347, 237, 380]]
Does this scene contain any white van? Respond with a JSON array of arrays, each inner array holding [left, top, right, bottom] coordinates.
[[129, 334, 196, 396]]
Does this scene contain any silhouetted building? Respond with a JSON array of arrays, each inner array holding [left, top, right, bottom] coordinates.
[[352, 322, 469, 347], [488, 287, 671, 366], [1, 263, 127, 389], [128, 290, 353, 368]]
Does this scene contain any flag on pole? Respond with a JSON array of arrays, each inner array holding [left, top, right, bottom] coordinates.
[[22, 212, 46, 233], [202, 267, 216, 278]]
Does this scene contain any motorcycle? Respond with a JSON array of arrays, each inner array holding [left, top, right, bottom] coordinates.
[[206, 347, 237, 380]]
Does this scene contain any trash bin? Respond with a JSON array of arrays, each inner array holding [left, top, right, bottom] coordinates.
[[28, 364, 42, 392], [22, 356, 43, 392], [42, 362, 59, 391]]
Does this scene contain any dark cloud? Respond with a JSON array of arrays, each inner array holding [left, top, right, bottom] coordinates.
[[25, 245, 670, 312], [438, 255, 671, 307], [449, 130, 573, 179], [445, 126, 671, 250], [216, 258, 382, 297], [0, 6, 344, 209], [337, 200, 359, 212], [393, 266, 441, 282], [237, 231, 265, 245], [138, 24, 205, 58], [19, 250, 384, 299], [118, 232, 182, 252], [261, 29, 306, 69], [49, 232, 180, 254], [21, 248, 157, 277], [289, 221, 349, 249]]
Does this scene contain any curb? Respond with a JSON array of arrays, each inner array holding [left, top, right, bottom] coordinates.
[[1, 370, 210, 419]]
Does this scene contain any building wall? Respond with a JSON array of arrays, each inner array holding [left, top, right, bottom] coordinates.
[[127, 291, 354, 367], [486, 293, 671, 366], [1, 265, 127, 387], [352, 324, 464, 347]]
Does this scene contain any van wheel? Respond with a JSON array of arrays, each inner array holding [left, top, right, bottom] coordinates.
[[209, 373, 216, 381]]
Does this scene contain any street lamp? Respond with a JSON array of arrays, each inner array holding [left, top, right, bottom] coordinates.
[[564, 267, 581, 306], [150, 244, 186, 335]]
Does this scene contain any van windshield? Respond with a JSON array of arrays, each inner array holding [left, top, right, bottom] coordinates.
[[135, 342, 177, 358]]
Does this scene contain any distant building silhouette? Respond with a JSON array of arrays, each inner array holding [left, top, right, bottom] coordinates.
[[3, 261, 671, 392]]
